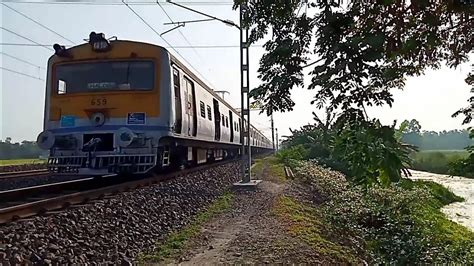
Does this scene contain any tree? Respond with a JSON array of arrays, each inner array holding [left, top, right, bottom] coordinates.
[[235, 0, 473, 116], [235, 0, 472, 185]]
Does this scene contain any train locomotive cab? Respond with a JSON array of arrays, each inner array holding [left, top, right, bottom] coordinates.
[[37, 32, 174, 176], [37, 32, 274, 177]]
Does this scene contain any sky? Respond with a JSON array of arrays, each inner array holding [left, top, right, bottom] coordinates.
[[0, 0, 472, 143]]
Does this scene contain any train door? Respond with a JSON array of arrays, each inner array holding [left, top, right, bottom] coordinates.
[[183, 76, 197, 137], [229, 111, 234, 142], [172, 68, 182, 134], [213, 99, 220, 141]]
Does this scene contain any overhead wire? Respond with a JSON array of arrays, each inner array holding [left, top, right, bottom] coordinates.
[[0, 43, 264, 48], [0, 51, 46, 70], [1, 1, 234, 6], [156, 0, 203, 62], [0, 27, 53, 51], [122, 0, 217, 89], [1, 66, 45, 81], [1, 3, 76, 44]]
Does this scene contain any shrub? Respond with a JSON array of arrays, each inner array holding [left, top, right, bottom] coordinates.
[[275, 144, 308, 167], [293, 161, 474, 263]]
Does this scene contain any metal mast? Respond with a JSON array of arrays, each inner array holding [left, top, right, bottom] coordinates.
[[240, 3, 251, 182]]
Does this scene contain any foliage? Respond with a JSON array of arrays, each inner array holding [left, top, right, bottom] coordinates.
[[448, 155, 474, 178], [139, 192, 234, 262], [293, 161, 474, 264], [452, 67, 473, 125], [275, 144, 308, 168], [410, 150, 469, 175], [278, 110, 414, 186], [236, 0, 473, 116], [0, 138, 45, 160], [448, 128, 474, 178], [331, 118, 414, 186], [397, 120, 473, 150]]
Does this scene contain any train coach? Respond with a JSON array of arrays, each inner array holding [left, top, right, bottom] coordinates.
[[36, 32, 272, 176]]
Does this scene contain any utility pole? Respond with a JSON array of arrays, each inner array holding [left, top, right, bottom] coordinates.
[[271, 113, 275, 152], [240, 3, 251, 183], [165, 0, 256, 185], [275, 128, 279, 151]]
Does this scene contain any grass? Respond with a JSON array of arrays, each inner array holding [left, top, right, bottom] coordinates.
[[406, 180, 474, 262], [138, 191, 234, 263], [0, 158, 46, 166], [411, 150, 469, 175], [273, 196, 360, 263], [282, 161, 474, 263], [252, 156, 286, 182], [399, 179, 464, 206]]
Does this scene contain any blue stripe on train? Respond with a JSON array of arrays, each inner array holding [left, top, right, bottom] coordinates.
[[50, 125, 170, 134]]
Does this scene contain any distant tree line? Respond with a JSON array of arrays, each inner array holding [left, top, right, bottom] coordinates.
[[0, 137, 45, 160], [399, 119, 473, 150]]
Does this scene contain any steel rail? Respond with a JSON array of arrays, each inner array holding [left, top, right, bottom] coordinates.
[[0, 159, 235, 224]]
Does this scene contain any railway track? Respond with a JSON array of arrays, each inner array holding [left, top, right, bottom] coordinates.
[[0, 169, 49, 179], [0, 160, 234, 224]]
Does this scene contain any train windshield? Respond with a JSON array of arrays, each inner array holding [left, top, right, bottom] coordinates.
[[55, 60, 155, 94]]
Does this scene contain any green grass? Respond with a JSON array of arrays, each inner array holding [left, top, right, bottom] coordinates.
[[0, 158, 46, 166], [274, 196, 361, 263], [408, 180, 474, 262], [411, 150, 469, 175], [252, 156, 286, 182], [138, 191, 234, 263], [399, 179, 464, 206]]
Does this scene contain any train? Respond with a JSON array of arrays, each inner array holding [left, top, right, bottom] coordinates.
[[36, 32, 273, 176]]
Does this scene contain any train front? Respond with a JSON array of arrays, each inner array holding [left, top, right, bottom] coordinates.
[[36, 32, 170, 176]]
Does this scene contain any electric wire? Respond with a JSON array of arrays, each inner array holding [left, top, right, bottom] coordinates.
[[1, 66, 45, 81], [122, 0, 217, 89], [0, 27, 53, 51], [156, 0, 203, 62], [0, 43, 264, 48], [1, 3, 76, 44], [1, 1, 233, 6], [0, 51, 46, 70]]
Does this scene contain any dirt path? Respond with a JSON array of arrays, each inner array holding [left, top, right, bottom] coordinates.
[[169, 162, 324, 265]]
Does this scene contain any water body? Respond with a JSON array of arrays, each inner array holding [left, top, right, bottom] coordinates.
[[409, 170, 474, 231]]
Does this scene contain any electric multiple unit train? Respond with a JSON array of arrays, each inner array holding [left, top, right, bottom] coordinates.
[[36, 32, 272, 176]]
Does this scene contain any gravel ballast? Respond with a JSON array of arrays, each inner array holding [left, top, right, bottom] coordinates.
[[0, 161, 240, 264]]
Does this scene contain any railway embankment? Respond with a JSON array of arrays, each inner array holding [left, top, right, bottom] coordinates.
[[147, 157, 474, 264], [0, 162, 241, 264]]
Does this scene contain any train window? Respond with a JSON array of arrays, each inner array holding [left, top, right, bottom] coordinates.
[[200, 101, 205, 118], [207, 105, 212, 121], [58, 80, 66, 94], [222, 115, 225, 126], [226, 117, 229, 128], [173, 69, 180, 88], [55, 60, 154, 94]]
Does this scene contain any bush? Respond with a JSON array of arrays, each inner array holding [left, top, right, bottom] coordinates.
[[293, 161, 474, 263], [448, 157, 474, 178], [275, 144, 308, 168]]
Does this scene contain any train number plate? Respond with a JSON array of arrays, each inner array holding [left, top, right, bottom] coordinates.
[[90, 98, 107, 106]]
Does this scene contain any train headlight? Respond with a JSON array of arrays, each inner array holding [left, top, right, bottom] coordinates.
[[37, 131, 55, 150], [117, 127, 137, 147], [90, 112, 106, 127], [88, 32, 111, 52]]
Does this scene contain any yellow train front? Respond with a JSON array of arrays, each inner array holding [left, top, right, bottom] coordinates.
[[37, 32, 273, 176]]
